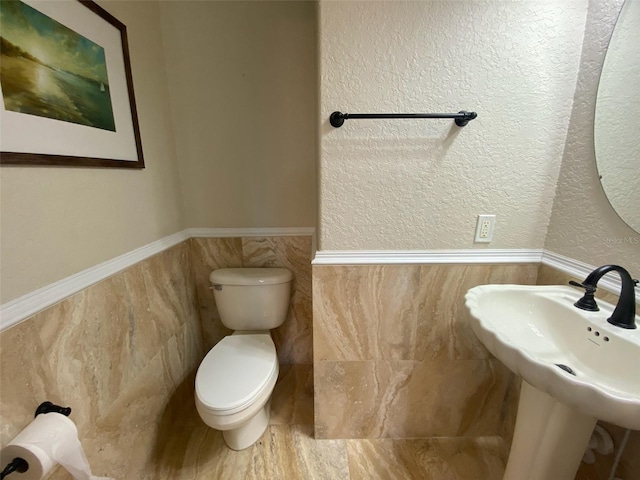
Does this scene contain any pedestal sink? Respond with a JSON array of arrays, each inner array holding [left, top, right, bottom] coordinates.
[[465, 285, 640, 480]]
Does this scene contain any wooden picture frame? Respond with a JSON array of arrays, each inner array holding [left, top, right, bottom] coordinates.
[[0, 0, 144, 168]]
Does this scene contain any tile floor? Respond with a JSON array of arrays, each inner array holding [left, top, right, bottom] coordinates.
[[48, 365, 506, 479], [155, 425, 507, 479], [151, 364, 507, 479]]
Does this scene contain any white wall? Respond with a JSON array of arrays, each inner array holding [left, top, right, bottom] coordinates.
[[318, 0, 588, 251], [159, 1, 318, 229], [0, 1, 184, 303], [546, 0, 640, 275]]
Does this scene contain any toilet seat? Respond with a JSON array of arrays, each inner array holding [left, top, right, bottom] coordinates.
[[195, 334, 278, 415]]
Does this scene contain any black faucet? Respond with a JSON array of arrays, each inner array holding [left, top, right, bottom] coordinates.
[[569, 265, 638, 329]]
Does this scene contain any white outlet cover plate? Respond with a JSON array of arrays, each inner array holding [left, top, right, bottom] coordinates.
[[475, 214, 496, 243]]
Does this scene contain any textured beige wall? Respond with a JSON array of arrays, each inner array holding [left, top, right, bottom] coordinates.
[[546, 0, 640, 276], [0, 1, 184, 303], [318, 0, 587, 250], [159, 1, 318, 229]]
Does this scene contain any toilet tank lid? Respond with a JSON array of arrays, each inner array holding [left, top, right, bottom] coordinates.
[[209, 267, 292, 286]]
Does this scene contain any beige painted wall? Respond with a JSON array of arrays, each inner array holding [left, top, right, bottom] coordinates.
[[159, 1, 318, 229], [318, 0, 587, 251], [0, 1, 185, 304], [546, 0, 640, 275]]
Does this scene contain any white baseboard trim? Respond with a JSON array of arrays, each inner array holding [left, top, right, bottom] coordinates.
[[312, 249, 544, 265], [187, 227, 316, 238]]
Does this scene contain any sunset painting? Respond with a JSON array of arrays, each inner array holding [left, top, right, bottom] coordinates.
[[0, 0, 116, 131]]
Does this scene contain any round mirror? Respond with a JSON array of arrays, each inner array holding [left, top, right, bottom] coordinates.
[[594, 0, 640, 233]]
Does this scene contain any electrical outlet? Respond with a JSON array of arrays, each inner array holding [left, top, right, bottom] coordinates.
[[475, 214, 496, 243]]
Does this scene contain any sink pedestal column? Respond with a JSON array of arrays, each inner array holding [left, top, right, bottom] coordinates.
[[504, 381, 597, 480]]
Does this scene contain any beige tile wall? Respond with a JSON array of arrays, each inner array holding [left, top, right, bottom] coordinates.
[[8, 241, 632, 478], [0, 236, 314, 479], [537, 264, 640, 480], [0, 242, 204, 479], [188, 235, 315, 430], [189, 236, 313, 364], [312, 264, 538, 439]]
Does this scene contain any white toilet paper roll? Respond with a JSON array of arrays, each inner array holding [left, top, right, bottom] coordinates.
[[0, 413, 112, 480], [0, 443, 54, 480]]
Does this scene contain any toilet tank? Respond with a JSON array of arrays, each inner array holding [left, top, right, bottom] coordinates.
[[209, 268, 293, 330]]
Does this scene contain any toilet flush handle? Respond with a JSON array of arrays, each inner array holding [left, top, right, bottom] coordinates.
[[210, 284, 223, 291]]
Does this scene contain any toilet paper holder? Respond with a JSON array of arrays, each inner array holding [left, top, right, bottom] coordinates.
[[0, 402, 71, 479], [34, 402, 71, 419]]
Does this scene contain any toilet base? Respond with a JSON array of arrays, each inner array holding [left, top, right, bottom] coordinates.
[[223, 401, 271, 451]]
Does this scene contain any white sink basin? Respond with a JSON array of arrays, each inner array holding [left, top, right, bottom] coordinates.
[[465, 284, 640, 430]]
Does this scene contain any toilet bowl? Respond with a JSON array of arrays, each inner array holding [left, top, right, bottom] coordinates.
[[195, 333, 279, 450], [194, 267, 292, 450]]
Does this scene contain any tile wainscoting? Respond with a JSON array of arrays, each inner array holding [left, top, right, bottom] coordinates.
[[0, 235, 314, 479], [0, 242, 204, 479], [312, 264, 538, 439], [2, 241, 636, 478], [188, 234, 315, 429], [312, 261, 638, 478], [189, 236, 313, 364]]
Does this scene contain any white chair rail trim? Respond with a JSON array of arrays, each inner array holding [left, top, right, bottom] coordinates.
[[312, 249, 544, 265], [0, 230, 189, 333], [1, 230, 634, 331], [1, 227, 316, 332], [313, 249, 635, 302]]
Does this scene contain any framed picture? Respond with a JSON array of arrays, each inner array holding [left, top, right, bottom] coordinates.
[[0, 0, 144, 168]]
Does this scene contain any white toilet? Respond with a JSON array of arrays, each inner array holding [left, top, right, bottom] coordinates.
[[194, 267, 292, 450]]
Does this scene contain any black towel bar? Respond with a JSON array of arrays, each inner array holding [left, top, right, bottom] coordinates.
[[329, 110, 477, 128]]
